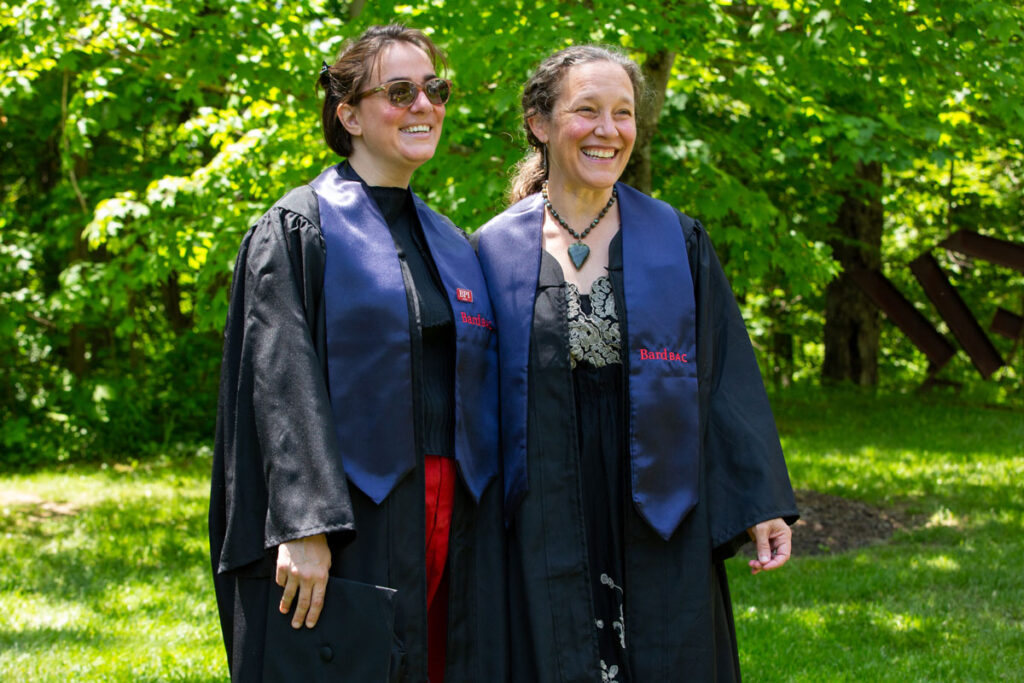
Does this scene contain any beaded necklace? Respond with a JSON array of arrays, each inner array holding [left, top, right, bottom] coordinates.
[[541, 180, 618, 269]]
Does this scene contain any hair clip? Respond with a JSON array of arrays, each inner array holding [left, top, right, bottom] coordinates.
[[320, 60, 330, 75]]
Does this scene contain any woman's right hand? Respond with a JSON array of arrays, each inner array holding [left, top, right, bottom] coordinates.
[[276, 533, 332, 629]]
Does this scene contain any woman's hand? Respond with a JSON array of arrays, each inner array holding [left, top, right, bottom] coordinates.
[[746, 518, 792, 575], [276, 533, 332, 628]]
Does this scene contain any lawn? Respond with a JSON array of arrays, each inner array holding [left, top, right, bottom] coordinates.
[[730, 390, 1024, 682], [1, 391, 1021, 681], [0, 450, 224, 681]]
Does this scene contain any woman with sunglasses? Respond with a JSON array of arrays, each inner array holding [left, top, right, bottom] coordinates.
[[210, 24, 506, 682]]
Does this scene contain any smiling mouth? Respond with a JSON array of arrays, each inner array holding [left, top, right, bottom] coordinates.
[[401, 125, 432, 134], [582, 148, 616, 159]]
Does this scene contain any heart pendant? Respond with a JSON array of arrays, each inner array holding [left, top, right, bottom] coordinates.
[[567, 242, 590, 269]]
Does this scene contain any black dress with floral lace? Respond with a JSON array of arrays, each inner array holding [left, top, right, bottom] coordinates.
[[566, 275, 632, 683], [491, 217, 798, 683]]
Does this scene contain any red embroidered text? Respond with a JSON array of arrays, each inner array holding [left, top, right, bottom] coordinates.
[[460, 311, 495, 331], [638, 347, 689, 363]]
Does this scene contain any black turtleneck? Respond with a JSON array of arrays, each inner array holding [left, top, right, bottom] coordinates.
[[338, 162, 455, 459]]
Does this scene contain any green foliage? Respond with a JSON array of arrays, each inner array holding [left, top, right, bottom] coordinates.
[[653, 1, 1024, 384], [1, 0, 339, 463], [2, 0, 1022, 462]]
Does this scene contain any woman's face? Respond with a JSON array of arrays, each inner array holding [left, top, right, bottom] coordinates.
[[339, 42, 445, 186], [530, 60, 637, 195]]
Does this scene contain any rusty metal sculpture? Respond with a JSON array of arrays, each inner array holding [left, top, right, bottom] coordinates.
[[854, 230, 1023, 382]]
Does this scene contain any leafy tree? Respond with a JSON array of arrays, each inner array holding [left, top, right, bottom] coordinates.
[[2, 0, 1021, 465], [652, 0, 1024, 387]]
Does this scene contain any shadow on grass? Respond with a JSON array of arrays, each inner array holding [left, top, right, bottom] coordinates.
[[3, 490, 212, 606], [737, 602, 1024, 680], [815, 477, 1024, 514], [0, 480, 227, 680], [773, 389, 1023, 459], [729, 533, 1024, 680], [0, 624, 111, 652]]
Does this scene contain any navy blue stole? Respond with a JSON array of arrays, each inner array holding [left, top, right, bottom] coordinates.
[[310, 165, 499, 504], [476, 183, 698, 539]]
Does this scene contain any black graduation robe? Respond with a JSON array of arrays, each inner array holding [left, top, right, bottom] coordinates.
[[475, 210, 798, 682], [209, 185, 507, 682]]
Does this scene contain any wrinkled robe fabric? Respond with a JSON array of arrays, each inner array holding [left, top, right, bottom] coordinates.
[[209, 185, 507, 682], [474, 198, 798, 683]]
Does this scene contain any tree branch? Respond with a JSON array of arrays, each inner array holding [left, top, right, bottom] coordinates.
[[112, 46, 235, 96], [61, 69, 88, 214], [124, 13, 179, 40], [28, 312, 57, 329]]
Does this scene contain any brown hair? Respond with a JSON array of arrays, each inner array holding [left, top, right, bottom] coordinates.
[[507, 45, 646, 204], [317, 24, 448, 157]]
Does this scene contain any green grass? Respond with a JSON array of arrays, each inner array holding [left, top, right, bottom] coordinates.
[[0, 450, 225, 681], [1, 391, 1021, 681], [728, 390, 1024, 682]]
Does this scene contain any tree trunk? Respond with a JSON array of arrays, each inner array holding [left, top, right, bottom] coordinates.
[[772, 331, 794, 389], [767, 269, 795, 389], [60, 69, 90, 379], [67, 157, 90, 379], [348, 0, 366, 20], [162, 272, 191, 333], [822, 161, 883, 385], [621, 50, 674, 194]]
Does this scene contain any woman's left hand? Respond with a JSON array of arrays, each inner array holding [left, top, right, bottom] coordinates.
[[746, 518, 792, 575], [276, 533, 332, 628]]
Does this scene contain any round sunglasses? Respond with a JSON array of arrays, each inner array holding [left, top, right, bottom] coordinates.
[[358, 78, 452, 108]]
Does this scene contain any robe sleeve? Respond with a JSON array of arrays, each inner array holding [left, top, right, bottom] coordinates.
[[685, 217, 799, 559], [211, 189, 355, 575]]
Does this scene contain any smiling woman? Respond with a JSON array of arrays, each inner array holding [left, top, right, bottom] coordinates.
[[475, 45, 798, 682], [530, 60, 637, 203], [209, 24, 506, 683], [336, 40, 449, 186]]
